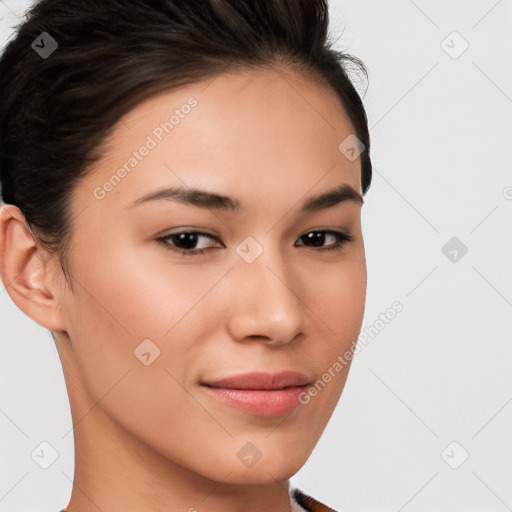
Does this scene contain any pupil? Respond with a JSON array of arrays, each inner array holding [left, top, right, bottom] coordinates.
[[177, 233, 198, 249], [306, 232, 324, 247]]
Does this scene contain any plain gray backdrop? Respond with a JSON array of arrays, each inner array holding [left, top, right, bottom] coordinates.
[[1, 1, 511, 511]]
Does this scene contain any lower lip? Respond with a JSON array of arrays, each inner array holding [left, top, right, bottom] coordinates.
[[201, 384, 309, 417]]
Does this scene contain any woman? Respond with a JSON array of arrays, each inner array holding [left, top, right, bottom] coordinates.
[[0, 0, 372, 511]]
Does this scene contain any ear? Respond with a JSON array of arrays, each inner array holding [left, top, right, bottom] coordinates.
[[0, 204, 67, 332]]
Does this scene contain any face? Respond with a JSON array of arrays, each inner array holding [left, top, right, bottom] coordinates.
[[50, 68, 367, 484]]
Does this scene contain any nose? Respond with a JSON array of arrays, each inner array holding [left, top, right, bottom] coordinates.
[[226, 248, 304, 347]]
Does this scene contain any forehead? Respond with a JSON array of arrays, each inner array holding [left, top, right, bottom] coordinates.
[[75, 67, 362, 217]]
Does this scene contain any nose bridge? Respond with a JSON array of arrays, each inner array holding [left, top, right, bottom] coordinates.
[[227, 239, 304, 344]]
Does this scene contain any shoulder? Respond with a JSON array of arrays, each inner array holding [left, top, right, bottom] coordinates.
[[290, 487, 339, 512]]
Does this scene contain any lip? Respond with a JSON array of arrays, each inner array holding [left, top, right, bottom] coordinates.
[[200, 371, 311, 417], [201, 370, 311, 390]]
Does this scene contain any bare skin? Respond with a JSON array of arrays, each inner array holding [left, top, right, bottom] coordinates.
[[0, 67, 367, 512]]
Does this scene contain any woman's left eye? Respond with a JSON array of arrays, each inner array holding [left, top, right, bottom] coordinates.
[[296, 230, 353, 253], [156, 229, 353, 256]]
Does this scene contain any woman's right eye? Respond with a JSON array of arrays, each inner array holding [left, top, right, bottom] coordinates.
[[156, 231, 221, 256]]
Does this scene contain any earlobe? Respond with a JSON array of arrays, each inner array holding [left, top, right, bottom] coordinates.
[[0, 204, 67, 332]]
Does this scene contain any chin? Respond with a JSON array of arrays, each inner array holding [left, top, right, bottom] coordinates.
[[203, 451, 306, 485], [221, 466, 300, 486]]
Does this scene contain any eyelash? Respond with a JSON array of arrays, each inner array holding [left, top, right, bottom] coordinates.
[[156, 229, 353, 256]]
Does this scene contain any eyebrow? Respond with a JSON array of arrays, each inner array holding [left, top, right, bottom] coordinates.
[[128, 183, 363, 213]]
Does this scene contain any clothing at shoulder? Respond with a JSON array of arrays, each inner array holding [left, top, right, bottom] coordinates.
[[290, 487, 338, 512]]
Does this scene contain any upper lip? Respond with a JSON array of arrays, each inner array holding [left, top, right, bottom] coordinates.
[[201, 371, 311, 390]]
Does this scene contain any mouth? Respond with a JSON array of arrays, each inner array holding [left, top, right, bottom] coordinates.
[[200, 371, 312, 417]]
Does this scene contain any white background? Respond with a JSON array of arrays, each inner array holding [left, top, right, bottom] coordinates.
[[1, 1, 511, 511]]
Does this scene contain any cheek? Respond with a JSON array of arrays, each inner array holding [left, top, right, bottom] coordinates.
[[306, 254, 367, 338], [300, 252, 366, 398], [64, 240, 190, 392], [70, 235, 217, 336], [62, 243, 219, 446], [65, 239, 229, 389]]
